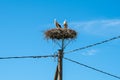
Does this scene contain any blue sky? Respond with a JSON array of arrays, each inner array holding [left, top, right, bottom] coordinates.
[[0, 0, 120, 80]]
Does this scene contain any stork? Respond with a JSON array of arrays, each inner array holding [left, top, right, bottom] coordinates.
[[54, 19, 61, 29], [63, 20, 68, 29]]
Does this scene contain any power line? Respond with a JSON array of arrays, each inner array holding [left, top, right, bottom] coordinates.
[[65, 35, 120, 54], [0, 55, 55, 60], [64, 57, 120, 79]]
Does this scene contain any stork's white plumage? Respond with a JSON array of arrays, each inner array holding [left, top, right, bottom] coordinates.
[[63, 20, 68, 29], [54, 19, 61, 28]]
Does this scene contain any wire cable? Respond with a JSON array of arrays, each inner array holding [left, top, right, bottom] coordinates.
[[0, 55, 55, 60], [65, 35, 120, 54], [64, 57, 120, 79]]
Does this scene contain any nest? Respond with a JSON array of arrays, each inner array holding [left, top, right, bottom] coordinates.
[[45, 28, 77, 40]]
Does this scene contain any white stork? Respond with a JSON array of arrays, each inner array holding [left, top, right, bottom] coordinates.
[[54, 19, 61, 29], [63, 20, 68, 29]]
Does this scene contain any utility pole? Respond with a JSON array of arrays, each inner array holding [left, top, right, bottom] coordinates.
[[58, 49, 63, 80], [54, 38, 64, 80], [54, 50, 63, 80]]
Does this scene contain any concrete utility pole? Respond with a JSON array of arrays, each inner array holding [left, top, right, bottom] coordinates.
[[54, 38, 64, 80], [58, 49, 63, 80], [54, 48, 64, 80]]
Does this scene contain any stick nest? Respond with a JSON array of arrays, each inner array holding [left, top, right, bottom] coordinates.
[[45, 28, 77, 40]]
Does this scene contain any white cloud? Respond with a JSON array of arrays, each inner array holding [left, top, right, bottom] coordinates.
[[69, 19, 120, 36], [81, 49, 97, 56]]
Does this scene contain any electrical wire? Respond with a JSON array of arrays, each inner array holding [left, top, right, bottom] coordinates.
[[0, 55, 55, 60], [65, 35, 120, 54], [64, 57, 120, 79]]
